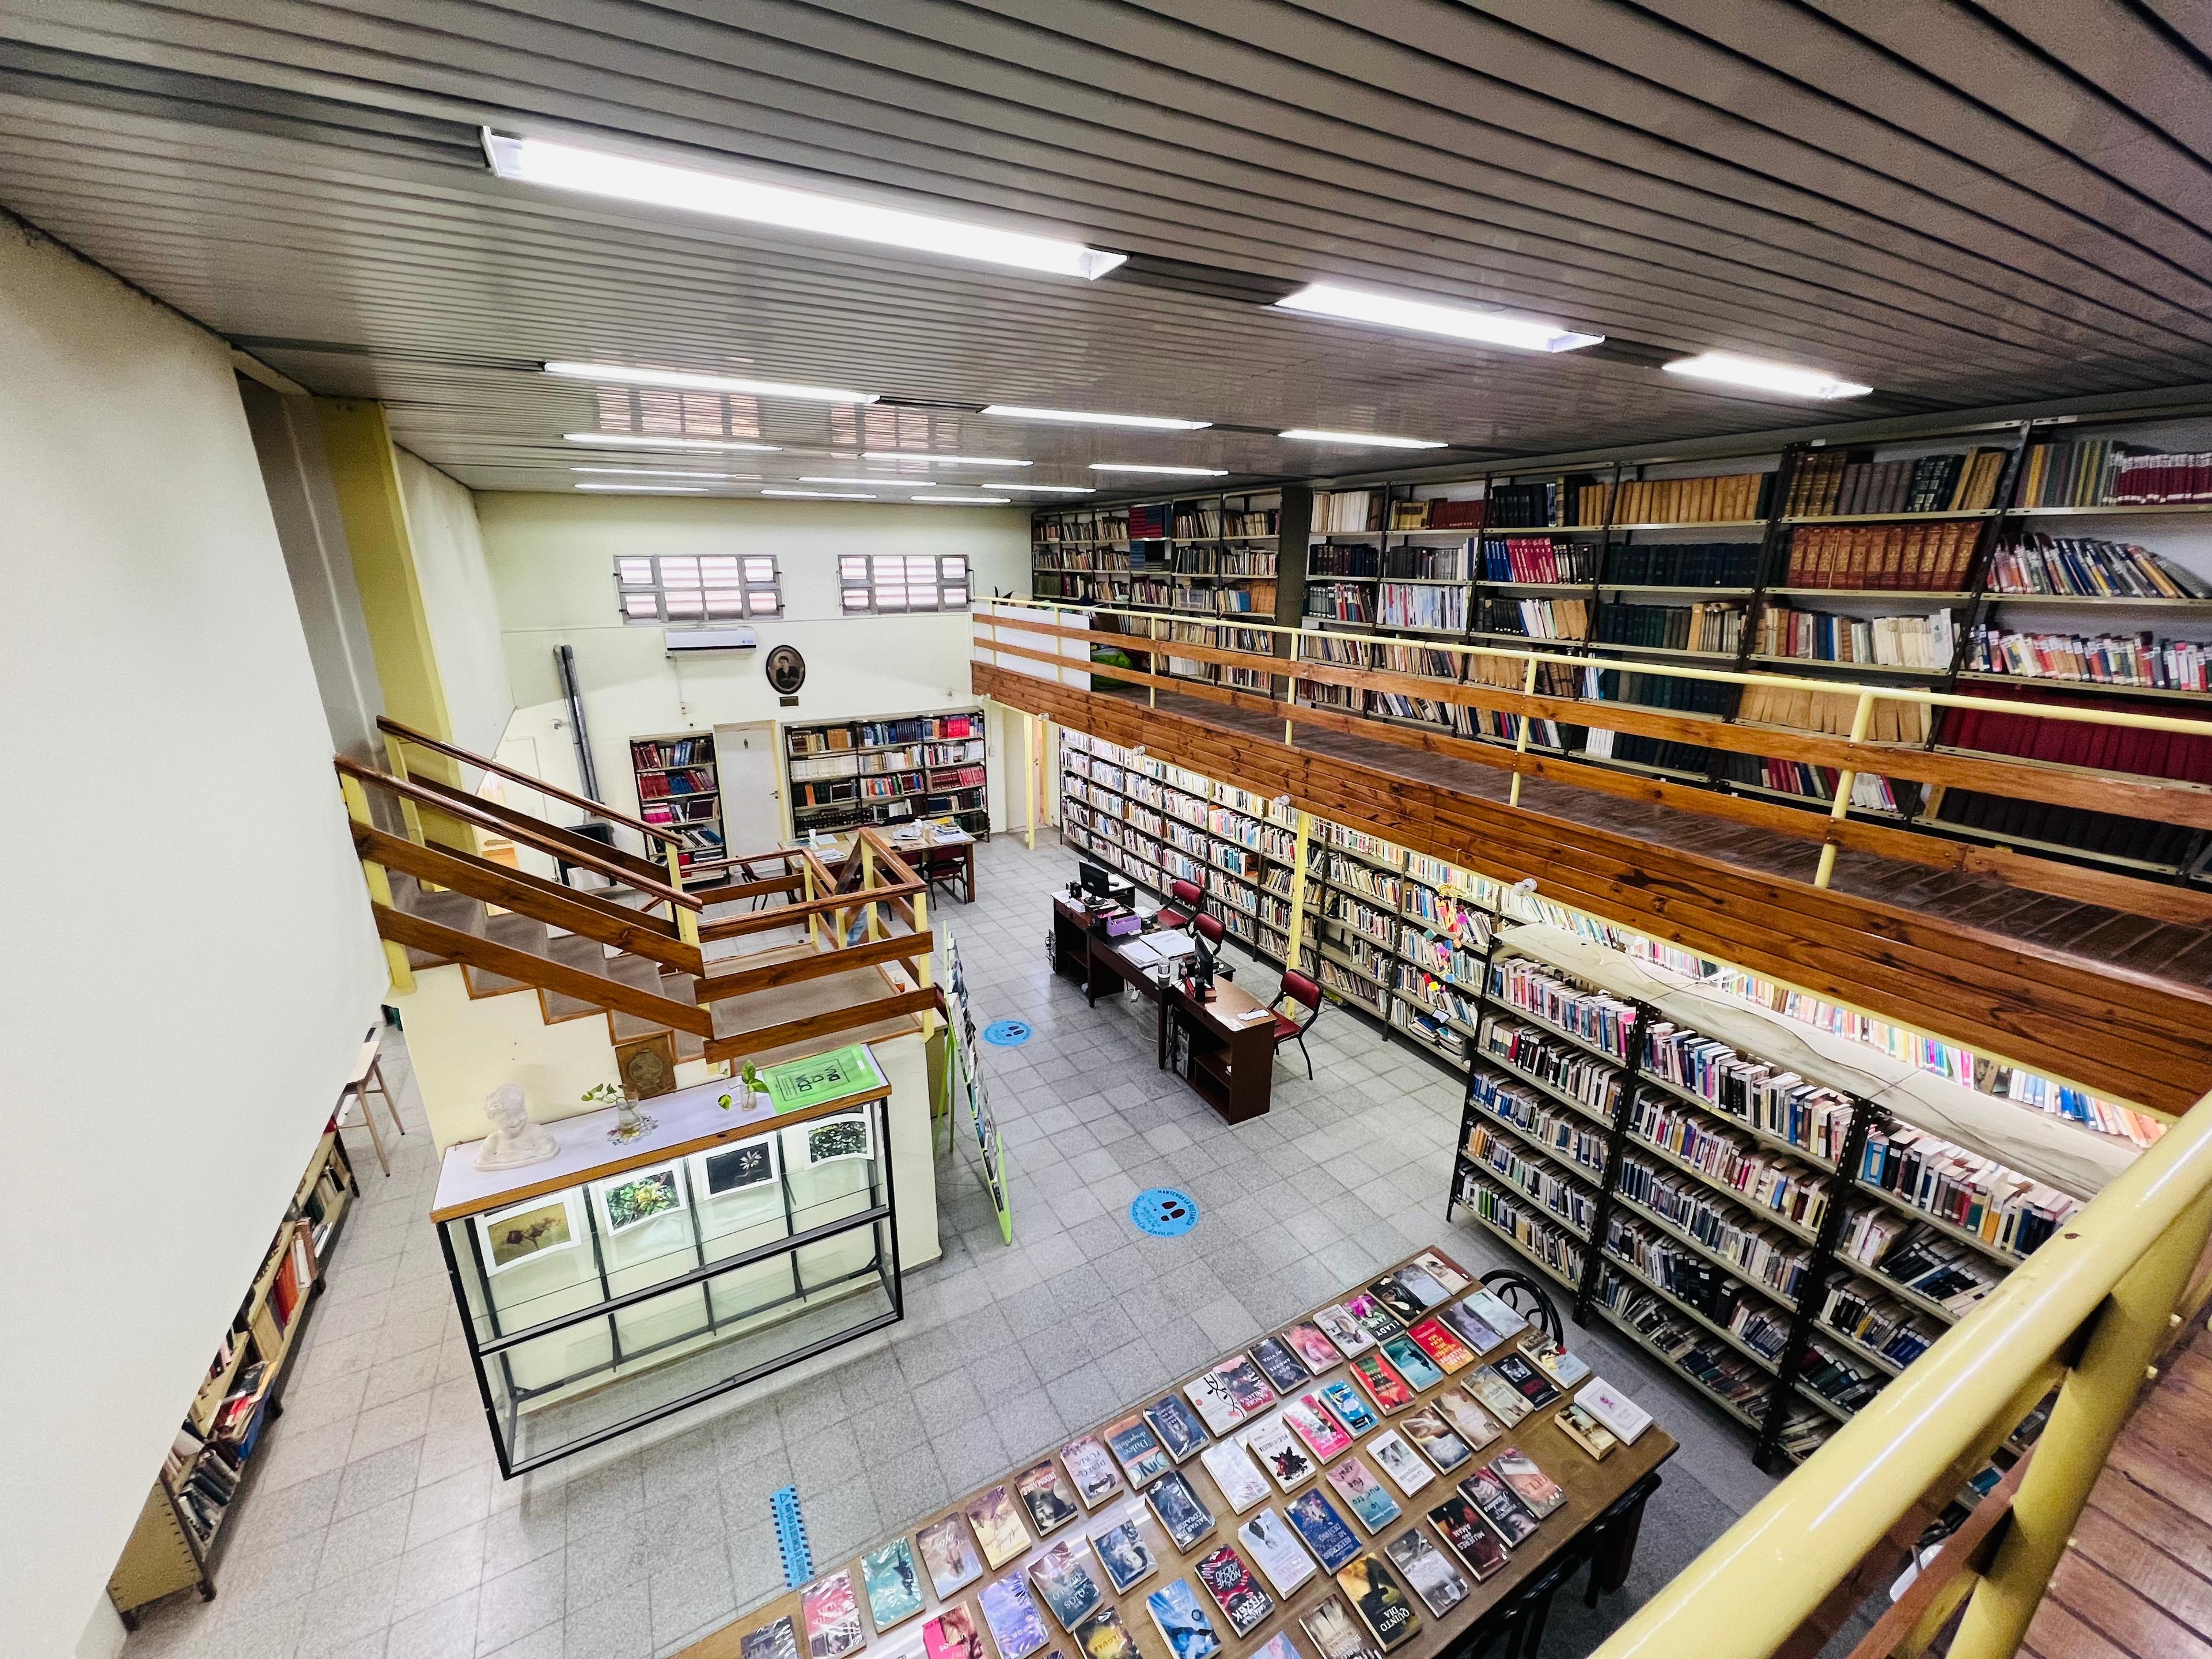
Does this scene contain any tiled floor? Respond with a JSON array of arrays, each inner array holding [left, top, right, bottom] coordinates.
[[123, 831, 1778, 1659]]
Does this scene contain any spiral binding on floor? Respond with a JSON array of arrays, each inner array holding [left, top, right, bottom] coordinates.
[[771, 1484, 813, 1588]]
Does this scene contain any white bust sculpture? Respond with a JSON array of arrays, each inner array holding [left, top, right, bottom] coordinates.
[[475, 1084, 560, 1171]]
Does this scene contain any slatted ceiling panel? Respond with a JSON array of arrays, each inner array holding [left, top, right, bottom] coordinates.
[[10, 5, 2212, 491]]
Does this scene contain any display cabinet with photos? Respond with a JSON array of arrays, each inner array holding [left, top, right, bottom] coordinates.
[[431, 1050, 903, 1475]]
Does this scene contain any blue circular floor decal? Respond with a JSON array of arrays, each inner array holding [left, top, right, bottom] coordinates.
[[982, 1020, 1033, 1047], [1131, 1187, 1201, 1237]]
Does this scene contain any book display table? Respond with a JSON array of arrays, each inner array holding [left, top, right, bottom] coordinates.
[[430, 1051, 903, 1476], [682, 1246, 1676, 1659]]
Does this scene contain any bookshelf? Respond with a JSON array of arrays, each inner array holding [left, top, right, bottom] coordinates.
[[109, 1130, 357, 1622], [784, 708, 988, 838], [631, 730, 724, 876]]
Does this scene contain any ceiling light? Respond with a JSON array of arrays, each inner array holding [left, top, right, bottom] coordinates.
[[980, 404, 1210, 431], [762, 488, 874, 499], [912, 495, 1011, 505], [1278, 429, 1448, 450], [860, 452, 1032, 467], [573, 466, 747, 479], [1274, 282, 1602, 353], [548, 362, 873, 405], [1662, 353, 1874, 399], [564, 432, 782, 453], [800, 475, 902, 486], [575, 483, 709, 494], [970, 482, 1097, 494], [486, 131, 1126, 279], [1089, 463, 1230, 476]]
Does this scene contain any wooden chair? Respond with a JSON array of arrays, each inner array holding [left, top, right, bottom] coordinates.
[[1481, 1266, 1565, 1347], [920, 843, 971, 905], [339, 1027, 404, 1176], [1157, 878, 1205, 931], [1268, 970, 1323, 1078], [1578, 1473, 1662, 1606]]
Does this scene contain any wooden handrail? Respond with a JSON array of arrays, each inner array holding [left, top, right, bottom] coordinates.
[[336, 757, 703, 911], [374, 715, 683, 847]]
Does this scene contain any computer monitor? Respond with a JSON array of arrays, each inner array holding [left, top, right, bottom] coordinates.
[[1187, 928, 1218, 1001], [1079, 860, 1112, 899]]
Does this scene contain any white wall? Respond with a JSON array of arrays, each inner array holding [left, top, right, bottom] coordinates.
[[476, 493, 1031, 837], [0, 220, 389, 1656], [396, 446, 512, 759]]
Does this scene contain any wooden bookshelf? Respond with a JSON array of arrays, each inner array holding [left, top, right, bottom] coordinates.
[[631, 730, 722, 876], [109, 1130, 357, 1623], [784, 708, 988, 838]]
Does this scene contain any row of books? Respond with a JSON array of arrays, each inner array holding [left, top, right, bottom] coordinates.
[[267, 1228, 315, 1331], [1035, 512, 1131, 543], [1480, 538, 1593, 585], [168, 1433, 243, 1544], [1306, 584, 1373, 623], [1984, 534, 2209, 599], [1642, 1024, 1859, 1165], [1310, 489, 1388, 533], [640, 797, 718, 824], [1857, 1124, 2078, 1259], [1603, 542, 1761, 589], [1169, 547, 1279, 576], [1936, 693, 2212, 785], [1385, 545, 1469, 581], [1378, 584, 1467, 632], [1486, 481, 1564, 529], [1785, 449, 2008, 518], [1715, 755, 1910, 813], [1578, 732, 1711, 774], [1818, 1278, 1944, 1372], [637, 765, 715, 798], [630, 736, 711, 768], [2018, 439, 2212, 507], [1483, 958, 1638, 1061], [1476, 597, 1588, 641], [1624, 1090, 1830, 1236], [1613, 1156, 1812, 1304], [1734, 683, 1933, 744], [1965, 627, 2212, 692], [1309, 542, 1382, 577], [1035, 547, 1137, 571], [1129, 504, 1172, 539], [1593, 601, 1745, 656], [1931, 789, 2196, 868], [1580, 666, 1733, 719], [1575, 472, 1770, 527], [1174, 505, 1278, 539], [924, 739, 985, 767], [1840, 1217, 1998, 1319], [1780, 522, 1982, 590], [1753, 607, 1955, 671]]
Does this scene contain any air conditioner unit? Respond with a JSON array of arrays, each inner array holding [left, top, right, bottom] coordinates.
[[665, 627, 758, 656]]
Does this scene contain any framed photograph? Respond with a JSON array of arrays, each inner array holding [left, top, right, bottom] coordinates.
[[475, 1190, 584, 1276], [806, 1112, 874, 1166], [614, 1030, 680, 1100], [691, 1132, 779, 1200], [592, 1161, 688, 1235]]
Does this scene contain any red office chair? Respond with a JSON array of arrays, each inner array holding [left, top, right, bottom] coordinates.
[[1270, 971, 1323, 1078], [1157, 878, 1205, 931], [1191, 911, 1236, 980]]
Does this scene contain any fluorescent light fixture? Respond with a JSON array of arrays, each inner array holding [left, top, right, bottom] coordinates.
[[573, 466, 746, 479], [486, 131, 1126, 279], [1278, 428, 1448, 450], [1662, 353, 1874, 399], [1274, 282, 1602, 353], [912, 495, 1010, 505], [969, 482, 1096, 494], [762, 488, 873, 499], [980, 404, 1210, 431], [564, 431, 782, 452], [575, 483, 709, 494], [1089, 463, 1229, 476], [548, 361, 873, 406], [799, 475, 902, 486], [859, 451, 1032, 467]]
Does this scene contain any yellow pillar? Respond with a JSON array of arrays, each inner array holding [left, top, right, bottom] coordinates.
[[1813, 690, 1877, 889], [1021, 712, 1036, 851], [340, 775, 415, 994], [1509, 656, 1538, 809], [1283, 809, 1315, 969]]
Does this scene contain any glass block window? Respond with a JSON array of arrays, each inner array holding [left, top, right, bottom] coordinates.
[[614, 554, 781, 624], [838, 554, 971, 614]]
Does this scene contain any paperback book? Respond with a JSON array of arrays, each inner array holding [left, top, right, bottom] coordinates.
[[1185, 1365, 1256, 1436], [1516, 1336, 1591, 1388], [922, 1605, 984, 1659], [1283, 1393, 1355, 1463], [1200, 1441, 1272, 1514], [1378, 1336, 1446, 1392], [802, 1571, 864, 1659], [1555, 1403, 1619, 1461], [1281, 1321, 1347, 1374], [1313, 1304, 1376, 1358], [1145, 1395, 1211, 1464], [1147, 1471, 1217, 1553], [1318, 1380, 1380, 1436], [1016, 1458, 1084, 1536], [1335, 1555, 1421, 1650], [1430, 1387, 1503, 1452], [1411, 1249, 1473, 1294], [1060, 1434, 1126, 1508], [1350, 1352, 1416, 1415], [1437, 1300, 1507, 1355], [1405, 1318, 1476, 1373], [743, 1617, 801, 1659], [979, 1573, 1050, 1659], [1220, 1356, 1278, 1415], [1072, 1605, 1141, 1659], [1491, 1353, 1562, 1408], [1250, 1335, 1313, 1393], [1194, 1544, 1275, 1638], [1300, 1595, 1379, 1659], [1364, 1278, 1428, 1325], [965, 1486, 1033, 1570], [1283, 1488, 1363, 1572], [1144, 1578, 1223, 1659], [861, 1540, 926, 1631], [1426, 1495, 1509, 1581], [1088, 1518, 1157, 1594], [1384, 1527, 1470, 1616], [1324, 1457, 1402, 1535], [1491, 1448, 1567, 1518], [1029, 1540, 1104, 1632], [1398, 1409, 1474, 1474], [1342, 1294, 1405, 1345], [1238, 1506, 1318, 1597], [917, 1516, 985, 1598], [1577, 1378, 1654, 1445], [1365, 1431, 1434, 1496], [1241, 1413, 1318, 1491], [1457, 1469, 1539, 1547], [1462, 1290, 1529, 1338], [1465, 1368, 1532, 1426], [1253, 1635, 1305, 1659], [1104, 1414, 1173, 1488]]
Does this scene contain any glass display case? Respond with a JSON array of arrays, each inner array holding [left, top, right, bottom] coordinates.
[[431, 1051, 902, 1475]]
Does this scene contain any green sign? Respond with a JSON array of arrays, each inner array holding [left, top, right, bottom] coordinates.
[[762, 1044, 877, 1113]]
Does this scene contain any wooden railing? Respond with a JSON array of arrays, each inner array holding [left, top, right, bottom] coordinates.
[[375, 715, 681, 848]]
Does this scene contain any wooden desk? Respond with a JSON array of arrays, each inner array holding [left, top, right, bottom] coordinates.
[[680, 1245, 1677, 1659], [797, 827, 978, 904], [1166, 976, 1278, 1124]]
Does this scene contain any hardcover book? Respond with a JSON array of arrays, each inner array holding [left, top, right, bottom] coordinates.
[[1461, 1290, 1529, 1339], [1491, 1353, 1563, 1408], [1249, 1335, 1313, 1394], [1300, 1595, 1378, 1659], [1491, 1448, 1567, 1518], [1555, 1403, 1619, 1460], [1104, 1414, 1173, 1488], [979, 1573, 1050, 1659], [1194, 1544, 1275, 1638], [917, 1516, 986, 1599], [1029, 1540, 1104, 1632], [1200, 1440, 1272, 1514], [1060, 1434, 1127, 1508], [1342, 1294, 1405, 1345], [1516, 1336, 1591, 1388], [1335, 1554, 1421, 1650], [1431, 1387, 1503, 1452], [1318, 1380, 1380, 1436], [1143, 1578, 1223, 1659], [1384, 1528, 1469, 1616], [1411, 1249, 1473, 1294], [1071, 1605, 1141, 1659], [1312, 1304, 1376, 1358], [1365, 1431, 1434, 1496], [1465, 1367, 1532, 1425], [1016, 1458, 1084, 1536], [1378, 1336, 1446, 1393], [1398, 1408, 1473, 1474], [802, 1574, 864, 1659], [1577, 1377, 1654, 1445], [861, 1540, 926, 1631], [1437, 1300, 1507, 1355], [1088, 1518, 1157, 1594], [965, 1485, 1033, 1570], [743, 1618, 801, 1659], [1426, 1495, 1509, 1581], [1324, 1457, 1402, 1535], [1404, 1318, 1476, 1373], [1147, 1471, 1217, 1554], [1457, 1469, 1539, 1547], [1283, 1393, 1355, 1463], [1283, 1488, 1363, 1573], [1237, 1506, 1318, 1597], [1240, 1413, 1317, 1492], [1281, 1321, 1347, 1374], [1350, 1352, 1416, 1415], [1145, 1395, 1211, 1464], [1363, 1278, 1427, 1325], [922, 1605, 983, 1659]]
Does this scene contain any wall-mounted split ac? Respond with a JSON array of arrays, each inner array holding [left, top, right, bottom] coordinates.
[[664, 627, 758, 656]]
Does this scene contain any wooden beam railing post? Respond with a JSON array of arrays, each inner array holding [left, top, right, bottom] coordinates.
[[1510, 657, 1539, 809], [1285, 809, 1315, 970], [341, 774, 415, 994]]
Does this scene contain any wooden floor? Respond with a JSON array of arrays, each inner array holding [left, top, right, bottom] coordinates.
[[1119, 687, 2212, 995], [2026, 1323, 2212, 1659]]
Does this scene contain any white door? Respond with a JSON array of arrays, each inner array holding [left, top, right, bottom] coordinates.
[[713, 721, 783, 853]]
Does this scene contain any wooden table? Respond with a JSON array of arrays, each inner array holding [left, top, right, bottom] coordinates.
[[680, 1246, 1677, 1659], [790, 826, 978, 904]]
